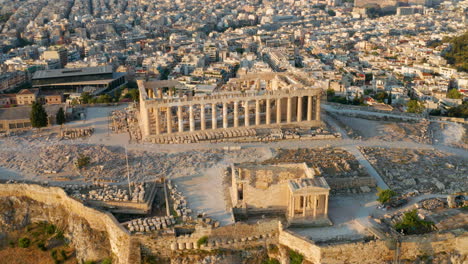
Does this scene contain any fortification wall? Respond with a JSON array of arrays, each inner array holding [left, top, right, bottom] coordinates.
[[0, 184, 139, 264], [327, 177, 376, 189], [279, 227, 467, 264], [278, 229, 321, 264]]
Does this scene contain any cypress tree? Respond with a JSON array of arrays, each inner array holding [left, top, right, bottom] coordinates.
[[56, 107, 66, 126], [30, 101, 48, 128]]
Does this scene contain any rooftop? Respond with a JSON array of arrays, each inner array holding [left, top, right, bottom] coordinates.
[[32, 65, 113, 80]]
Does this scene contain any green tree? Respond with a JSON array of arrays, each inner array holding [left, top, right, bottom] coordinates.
[[56, 107, 66, 126], [124, 89, 140, 101], [30, 102, 48, 128], [406, 100, 425, 114], [387, 92, 392, 105], [447, 102, 468, 118], [326, 88, 335, 98], [327, 10, 336, 16], [446, 89, 463, 99], [376, 187, 397, 204], [394, 209, 435, 235], [80, 92, 93, 104], [96, 94, 112, 103]]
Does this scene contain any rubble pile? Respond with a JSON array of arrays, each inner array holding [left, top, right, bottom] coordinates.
[[167, 180, 193, 222], [0, 143, 231, 181], [125, 215, 176, 233], [110, 110, 129, 133], [361, 147, 467, 193], [65, 182, 149, 203], [263, 148, 368, 178], [60, 128, 94, 139], [417, 198, 447, 211]]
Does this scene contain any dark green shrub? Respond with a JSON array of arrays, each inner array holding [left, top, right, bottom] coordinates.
[[289, 249, 303, 264], [197, 236, 208, 247], [37, 241, 47, 251], [18, 237, 31, 248], [76, 154, 91, 169], [262, 258, 280, 264], [46, 224, 56, 235], [101, 258, 112, 264]]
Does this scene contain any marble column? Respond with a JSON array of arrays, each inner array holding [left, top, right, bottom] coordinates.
[[234, 101, 239, 128], [315, 96, 320, 121], [200, 104, 206, 131], [302, 195, 306, 217], [307, 96, 312, 121], [255, 100, 260, 126], [177, 106, 183, 133], [324, 194, 328, 216], [297, 96, 302, 122], [287, 97, 292, 123], [166, 107, 172, 134], [313, 195, 317, 218], [266, 99, 271, 125], [276, 98, 281, 124], [244, 101, 249, 127], [223, 102, 228, 129], [212, 103, 217, 129], [155, 107, 160, 135], [189, 105, 195, 132]]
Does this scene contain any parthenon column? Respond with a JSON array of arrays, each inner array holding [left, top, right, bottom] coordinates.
[[313, 195, 317, 218], [324, 194, 328, 216], [155, 107, 160, 135], [244, 101, 250, 127], [223, 102, 228, 129], [189, 105, 195, 132], [234, 101, 239, 128], [166, 107, 172, 134], [200, 104, 206, 131], [276, 98, 281, 124], [307, 96, 312, 121], [177, 106, 183, 133], [255, 100, 260, 126], [315, 96, 320, 121], [303, 195, 307, 217], [287, 97, 292, 123], [297, 96, 302, 122], [266, 99, 271, 125], [212, 103, 217, 129]]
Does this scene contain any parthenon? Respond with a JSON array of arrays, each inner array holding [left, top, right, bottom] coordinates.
[[137, 73, 322, 143]]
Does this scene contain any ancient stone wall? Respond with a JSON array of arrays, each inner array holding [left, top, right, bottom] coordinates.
[[280, 227, 467, 264], [278, 229, 321, 264], [0, 184, 139, 264], [326, 177, 376, 189], [209, 219, 279, 240], [242, 182, 289, 209]]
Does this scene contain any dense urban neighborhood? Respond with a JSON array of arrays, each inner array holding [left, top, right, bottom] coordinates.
[[0, 0, 466, 264]]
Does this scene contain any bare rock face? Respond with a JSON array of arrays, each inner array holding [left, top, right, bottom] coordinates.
[[0, 196, 111, 262]]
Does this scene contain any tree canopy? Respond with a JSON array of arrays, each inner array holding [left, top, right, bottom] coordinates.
[[56, 107, 66, 125], [406, 100, 425, 114], [30, 102, 48, 128], [443, 31, 468, 72], [446, 89, 463, 99]]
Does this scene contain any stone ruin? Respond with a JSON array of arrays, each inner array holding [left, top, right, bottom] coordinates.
[[60, 128, 94, 139], [66, 182, 148, 203], [167, 180, 193, 222], [125, 215, 176, 233]]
